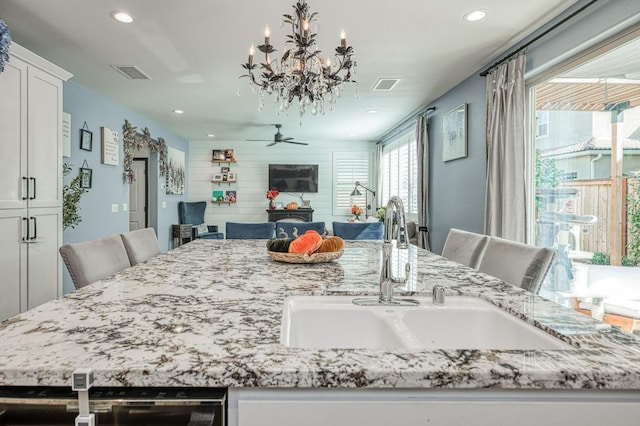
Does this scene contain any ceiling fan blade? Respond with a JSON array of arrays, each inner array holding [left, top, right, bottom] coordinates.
[[282, 137, 294, 141], [283, 140, 309, 145], [266, 141, 278, 146], [246, 139, 272, 142]]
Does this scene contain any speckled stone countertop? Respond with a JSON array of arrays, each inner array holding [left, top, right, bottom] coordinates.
[[1, 239, 640, 389]]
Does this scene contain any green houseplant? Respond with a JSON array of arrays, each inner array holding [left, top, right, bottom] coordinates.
[[63, 163, 88, 230]]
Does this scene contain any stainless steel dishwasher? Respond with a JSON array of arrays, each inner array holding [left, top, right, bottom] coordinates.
[[0, 387, 226, 425]]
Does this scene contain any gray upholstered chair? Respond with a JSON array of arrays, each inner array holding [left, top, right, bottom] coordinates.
[[178, 201, 224, 239], [441, 228, 490, 269], [332, 221, 383, 240], [406, 221, 418, 246], [276, 221, 326, 238], [59, 234, 132, 290], [120, 227, 161, 265], [226, 222, 276, 239], [477, 236, 556, 294]]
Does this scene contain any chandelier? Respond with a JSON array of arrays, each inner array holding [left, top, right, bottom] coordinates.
[[240, 0, 356, 122]]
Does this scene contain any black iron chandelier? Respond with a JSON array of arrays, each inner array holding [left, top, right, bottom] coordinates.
[[240, 0, 356, 122]]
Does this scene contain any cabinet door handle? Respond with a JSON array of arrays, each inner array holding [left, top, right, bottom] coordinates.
[[22, 177, 29, 200], [30, 216, 37, 240], [22, 217, 29, 241], [29, 177, 36, 200]]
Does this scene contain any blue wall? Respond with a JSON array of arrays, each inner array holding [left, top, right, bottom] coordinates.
[[62, 81, 189, 294], [426, 0, 640, 254]]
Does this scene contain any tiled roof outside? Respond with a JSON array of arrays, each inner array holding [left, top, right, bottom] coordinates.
[[540, 137, 640, 157]]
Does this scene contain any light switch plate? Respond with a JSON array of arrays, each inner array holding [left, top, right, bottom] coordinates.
[[122, 203, 128, 211], [111, 204, 118, 213], [162, 201, 167, 208]]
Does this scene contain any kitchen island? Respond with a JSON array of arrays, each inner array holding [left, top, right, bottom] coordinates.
[[1, 239, 640, 424]]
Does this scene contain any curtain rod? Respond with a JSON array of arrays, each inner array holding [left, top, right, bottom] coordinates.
[[479, 0, 599, 77], [380, 106, 436, 144]]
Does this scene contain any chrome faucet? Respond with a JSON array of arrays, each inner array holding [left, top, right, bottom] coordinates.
[[383, 196, 409, 249], [379, 196, 411, 303], [353, 196, 418, 306]]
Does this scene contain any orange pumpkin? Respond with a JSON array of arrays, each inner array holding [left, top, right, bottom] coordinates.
[[316, 236, 345, 253], [286, 202, 299, 210], [288, 230, 323, 255]]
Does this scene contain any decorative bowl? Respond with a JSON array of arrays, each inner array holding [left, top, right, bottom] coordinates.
[[267, 250, 344, 264]]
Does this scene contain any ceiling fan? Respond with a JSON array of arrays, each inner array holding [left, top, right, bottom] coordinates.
[[247, 124, 309, 146]]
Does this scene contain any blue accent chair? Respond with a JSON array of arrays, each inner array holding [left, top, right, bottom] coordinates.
[[332, 221, 384, 240], [226, 222, 276, 239], [178, 201, 224, 239], [275, 221, 326, 238]]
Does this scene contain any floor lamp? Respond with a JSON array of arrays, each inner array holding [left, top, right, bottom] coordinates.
[[350, 181, 376, 219]]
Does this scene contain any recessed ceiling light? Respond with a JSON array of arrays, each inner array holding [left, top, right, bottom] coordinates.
[[207, 134, 215, 138], [367, 109, 378, 114], [173, 109, 184, 114], [463, 9, 487, 22], [111, 10, 134, 23]]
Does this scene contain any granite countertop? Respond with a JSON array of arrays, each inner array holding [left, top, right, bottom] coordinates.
[[1, 239, 640, 390]]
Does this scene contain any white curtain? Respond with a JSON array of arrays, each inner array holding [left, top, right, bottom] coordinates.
[[416, 115, 430, 250], [484, 54, 527, 242]]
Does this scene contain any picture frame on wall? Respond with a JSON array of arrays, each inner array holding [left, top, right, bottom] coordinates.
[[442, 103, 467, 162], [212, 150, 225, 161], [79, 167, 92, 188], [101, 127, 120, 166], [80, 128, 93, 151]]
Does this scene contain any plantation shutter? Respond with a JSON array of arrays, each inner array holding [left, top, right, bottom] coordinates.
[[333, 153, 370, 215], [381, 131, 418, 219]]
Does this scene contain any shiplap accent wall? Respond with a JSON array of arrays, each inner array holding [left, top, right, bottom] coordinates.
[[188, 140, 376, 233]]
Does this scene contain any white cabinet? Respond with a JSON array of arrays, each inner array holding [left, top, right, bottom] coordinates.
[[0, 43, 71, 321], [229, 388, 640, 426]]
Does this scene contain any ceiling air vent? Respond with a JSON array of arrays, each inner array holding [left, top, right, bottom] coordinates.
[[372, 78, 401, 91], [111, 65, 151, 80]]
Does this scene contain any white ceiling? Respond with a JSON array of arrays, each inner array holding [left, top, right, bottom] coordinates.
[[1, 0, 578, 144]]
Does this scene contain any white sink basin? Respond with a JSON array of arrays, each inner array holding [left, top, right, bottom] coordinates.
[[280, 296, 572, 350]]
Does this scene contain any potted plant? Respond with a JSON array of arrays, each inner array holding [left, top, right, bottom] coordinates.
[[63, 163, 88, 230]]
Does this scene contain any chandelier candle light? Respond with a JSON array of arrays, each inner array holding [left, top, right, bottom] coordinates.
[[240, 0, 357, 122]]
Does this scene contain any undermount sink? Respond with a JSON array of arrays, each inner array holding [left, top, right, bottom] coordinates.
[[280, 296, 572, 350]]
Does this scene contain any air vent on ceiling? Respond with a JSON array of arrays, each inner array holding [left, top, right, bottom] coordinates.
[[372, 78, 401, 91], [111, 65, 151, 80]]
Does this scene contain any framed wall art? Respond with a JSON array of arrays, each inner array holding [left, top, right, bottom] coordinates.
[[101, 127, 120, 166], [79, 166, 92, 189], [442, 103, 467, 162], [166, 146, 185, 195], [63, 112, 71, 157], [212, 150, 225, 161], [80, 128, 92, 151]]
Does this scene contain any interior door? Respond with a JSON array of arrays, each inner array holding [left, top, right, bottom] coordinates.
[[129, 158, 148, 231]]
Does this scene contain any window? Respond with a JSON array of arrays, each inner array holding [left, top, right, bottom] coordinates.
[[529, 31, 640, 307], [332, 152, 370, 215], [536, 110, 549, 138], [381, 130, 418, 220]]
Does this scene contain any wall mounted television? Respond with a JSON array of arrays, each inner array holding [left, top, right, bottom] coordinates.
[[268, 164, 318, 193]]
